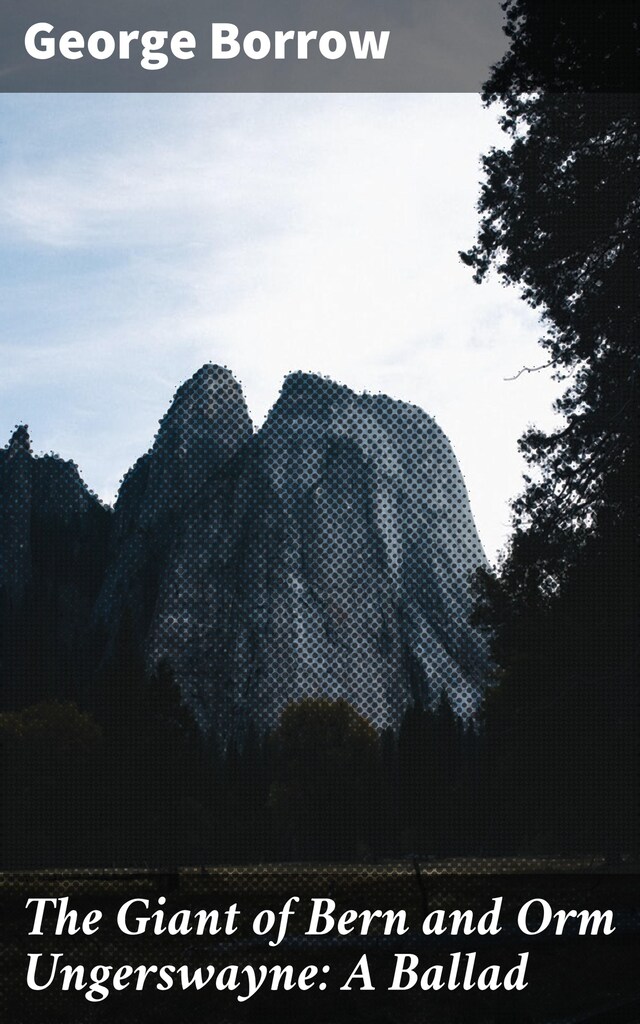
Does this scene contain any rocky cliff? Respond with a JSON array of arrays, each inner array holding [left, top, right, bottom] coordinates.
[[94, 365, 489, 742], [1, 366, 488, 737], [0, 426, 110, 707]]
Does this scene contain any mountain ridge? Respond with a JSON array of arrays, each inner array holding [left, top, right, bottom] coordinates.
[[1, 365, 489, 739]]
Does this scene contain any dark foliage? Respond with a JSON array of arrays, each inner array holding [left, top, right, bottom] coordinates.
[[485, 0, 639, 95], [462, 4, 638, 564], [461, 0, 639, 853], [1, 683, 487, 866], [2, 2, 637, 868]]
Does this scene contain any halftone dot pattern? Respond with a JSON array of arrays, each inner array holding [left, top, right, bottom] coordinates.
[[1, 367, 639, 1022], [96, 364, 489, 744], [0, 423, 111, 708], [0, 424, 105, 596]]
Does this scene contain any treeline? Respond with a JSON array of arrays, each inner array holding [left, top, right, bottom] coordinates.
[[2, 633, 634, 868], [3, 0, 637, 869], [461, 0, 639, 859]]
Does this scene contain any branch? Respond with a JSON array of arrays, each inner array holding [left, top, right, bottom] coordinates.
[[504, 359, 557, 381]]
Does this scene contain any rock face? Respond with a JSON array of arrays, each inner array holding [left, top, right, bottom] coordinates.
[[94, 365, 489, 742], [93, 364, 253, 660], [1, 365, 488, 736], [0, 426, 111, 708]]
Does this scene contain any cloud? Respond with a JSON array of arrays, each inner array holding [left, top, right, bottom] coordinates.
[[0, 93, 561, 559]]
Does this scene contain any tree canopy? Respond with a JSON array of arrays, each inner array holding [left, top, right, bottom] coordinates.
[[461, 0, 639, 852], [462, 0, 638, 581], [484, 0, 639, 96]]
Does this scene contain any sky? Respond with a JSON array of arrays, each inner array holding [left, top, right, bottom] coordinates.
[[0, 93, 562, 562]]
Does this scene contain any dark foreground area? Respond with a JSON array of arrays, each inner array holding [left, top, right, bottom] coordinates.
[[2, 861, 638, 1024]]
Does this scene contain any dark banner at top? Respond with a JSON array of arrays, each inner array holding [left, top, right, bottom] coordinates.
[[0, 0, 506, 92]]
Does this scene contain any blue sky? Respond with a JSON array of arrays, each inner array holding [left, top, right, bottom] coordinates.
[[0, 93, 561, 560]]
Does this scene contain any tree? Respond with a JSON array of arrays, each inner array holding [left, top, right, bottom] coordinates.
[[268, 698, 380, 860], [395, 695, 472, 855], [462, 1, 638, 582], [462, 1, 639, 852], [91, 622, 215, 866], [0, 702, 103, 866]]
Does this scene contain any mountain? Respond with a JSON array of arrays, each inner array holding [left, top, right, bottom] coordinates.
[[1, 367, 488, 737], [0, 426, 111, 708], [94, 365, 489, 742]]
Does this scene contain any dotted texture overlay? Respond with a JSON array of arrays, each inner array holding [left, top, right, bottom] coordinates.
[[1, 365, 637, 1023], [0, 364, 502, 866], [96, 364, 489, 739]]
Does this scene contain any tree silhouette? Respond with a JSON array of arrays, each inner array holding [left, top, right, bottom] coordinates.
[[462, 0, 639, 853], [462, 2, 638, 568], [268, 698, 380, 860], [0, 701, 103, 866]]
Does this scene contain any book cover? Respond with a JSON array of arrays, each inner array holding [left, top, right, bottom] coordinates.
[[0, 2, 637, 1021]]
